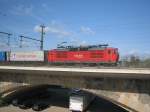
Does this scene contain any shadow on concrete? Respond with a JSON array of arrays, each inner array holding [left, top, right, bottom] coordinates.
[[0, 85, 129, 112], [42, 89, 129, 112]]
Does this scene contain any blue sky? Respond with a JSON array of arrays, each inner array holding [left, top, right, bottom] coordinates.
[[0, 0, 150, 56]]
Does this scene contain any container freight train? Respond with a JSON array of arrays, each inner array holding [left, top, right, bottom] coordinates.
[[0, 44, 119, 66]]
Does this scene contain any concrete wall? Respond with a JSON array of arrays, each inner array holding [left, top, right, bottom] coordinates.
[[85, 78, 150, 112], [0, 71, 149, 112], [0, 82, 27, 93]]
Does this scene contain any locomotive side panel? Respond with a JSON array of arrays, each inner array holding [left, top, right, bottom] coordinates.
[[68, 51, 89, 63], [48, 50, 108, 63], [89, 50, 105, 63], [48, 50, 68, 63]]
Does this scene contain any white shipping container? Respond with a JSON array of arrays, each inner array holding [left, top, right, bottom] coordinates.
[[9, 51, 44, 61]]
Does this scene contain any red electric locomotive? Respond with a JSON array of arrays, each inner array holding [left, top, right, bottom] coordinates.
[[47, 44, 119, 65]]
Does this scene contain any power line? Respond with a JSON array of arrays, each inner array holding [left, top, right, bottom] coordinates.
[[0, 31, 12, 46], [0, 24, 47, 50], [17, 24, 47, 50], [19, 35, 41, 48]]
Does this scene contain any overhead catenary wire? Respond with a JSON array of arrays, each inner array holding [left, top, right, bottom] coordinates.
[[0, 10, 48, 51], [0, 31, 12, 46], [19, 35, 41, 48]]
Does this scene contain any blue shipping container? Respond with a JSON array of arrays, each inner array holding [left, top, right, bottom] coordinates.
[[0, 52, 6, 61]]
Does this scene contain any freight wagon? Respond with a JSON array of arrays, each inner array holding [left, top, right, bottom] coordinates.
[[8, 51, 44, 61], [0, 51, 7, 61], [6, 51, 45, 66]]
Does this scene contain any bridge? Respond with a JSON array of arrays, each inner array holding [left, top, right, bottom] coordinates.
[[0, 66, 150, 112]]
